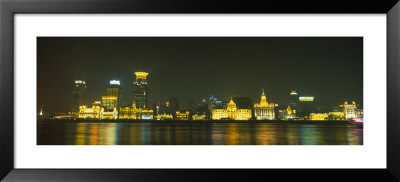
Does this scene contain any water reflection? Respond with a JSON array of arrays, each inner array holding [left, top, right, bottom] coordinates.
[[37, 121, 363, 145]]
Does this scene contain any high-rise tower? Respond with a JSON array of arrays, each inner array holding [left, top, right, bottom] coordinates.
[[289, 90, 298, 110], [132, 72, 149, 109], [104, 80, 123, 111], [72, 80, 87, 112]]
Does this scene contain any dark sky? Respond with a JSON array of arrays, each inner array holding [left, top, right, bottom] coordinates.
[[37, 37, 363, 113]]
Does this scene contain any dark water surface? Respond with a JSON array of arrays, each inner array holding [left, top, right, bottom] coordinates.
[[37, 121, 363, 145]]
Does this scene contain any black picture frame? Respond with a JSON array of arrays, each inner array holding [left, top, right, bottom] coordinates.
[[1, 0, 399, 181]]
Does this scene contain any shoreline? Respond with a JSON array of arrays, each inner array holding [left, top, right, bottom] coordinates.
[[37, 119, 363, 125]]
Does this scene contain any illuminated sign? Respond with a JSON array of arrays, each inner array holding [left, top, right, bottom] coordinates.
[[299, 96, 314, 101], [290, 91, 297, 95], [75, 80, 85, 84], [110, 80, 120, 85], [141, 116, 151, 120]]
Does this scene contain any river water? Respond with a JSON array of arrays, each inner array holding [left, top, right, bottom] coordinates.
[[37, 121, 363, 145]]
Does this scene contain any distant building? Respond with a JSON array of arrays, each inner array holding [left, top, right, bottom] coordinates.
[[102, 96, 118, 112], [100, 107, 118, 120], [132, 72, 149, 109], [254, 89, 275, 120], [278, 105, 296, 120], [156, 113, 173, 120], [340, 101, 358, 119], [328, 111, 345, 120], [212, 97, 251, 120], [192, 114, 206, 120], [309, 113, 328, 120], [297, 96, 316, 118], [289, 90, 298, 110], [72, 80, 87, 112], [106, 80, 123, 109], [176, 111, 190, 120], [78, 105, 101, 119], [119, 102, 153, 120]]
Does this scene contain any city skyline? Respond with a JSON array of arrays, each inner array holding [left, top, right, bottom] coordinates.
[[37, 37, 363, 113]]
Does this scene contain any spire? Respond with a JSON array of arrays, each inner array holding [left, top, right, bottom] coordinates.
[[262, 88, 265, 95]]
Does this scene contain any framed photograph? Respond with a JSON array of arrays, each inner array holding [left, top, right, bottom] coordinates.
[[1, 0, 399, 181]]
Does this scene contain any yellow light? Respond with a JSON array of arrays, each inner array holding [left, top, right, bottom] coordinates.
[[309, 113, 328, 120], [101, 96, 118, 100], [134, 72, 149, 79]]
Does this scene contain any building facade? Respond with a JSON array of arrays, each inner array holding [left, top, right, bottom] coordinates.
[[341, 101, 358, 119], [119, 103, 154, 120], [106, 80, 123, 109], [212, 98, 252, 120], [72, 80, 87, 112], [297, 96, 315, 118], [156, 113, 173, 120], [309, 113, 328, 120], [254, 90, 275, 120], [176, 111, 190, 120], [78, 105, 101, 119], [278, 105, 296, 120], [289, 90, 298, 110], [102, 96, 118, 112], [100, 107, 118, 119], [132, 72, 149, 109]]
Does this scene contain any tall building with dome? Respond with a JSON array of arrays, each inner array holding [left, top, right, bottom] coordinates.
[[212, 97, 252, 120], [254, 89, 275, 120]]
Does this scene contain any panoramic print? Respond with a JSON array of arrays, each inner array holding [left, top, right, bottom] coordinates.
[[37, 37, 363, 145]]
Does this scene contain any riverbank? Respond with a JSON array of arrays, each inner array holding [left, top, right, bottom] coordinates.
[[38, 119, 362, 125]]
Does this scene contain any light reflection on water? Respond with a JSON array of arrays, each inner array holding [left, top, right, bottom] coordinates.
[[37, 122, 363, 145]]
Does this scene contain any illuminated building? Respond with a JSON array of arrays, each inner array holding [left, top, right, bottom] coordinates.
[[119, 102, 154, 120], [106, 80, 122, 109], [132, 72, 149, 109], [176, 111, 190, 120], [340, 101, 358, 119], [212, 109, 228, 120], [235, 109, 252, 120], [156, 113, 173, 120], [254, 89, 275, 120], [192, 114, 206, 120], [72, 80, 87, 112], [100, 107, 118, 119], [309, 113, 329, 121], [140, 109, 154, 120], [289, 90, 298, 110], [278, 105, 296, 120], [212, 97, 251, 120], [328, 112, 345, 120], [78, 105, 101, 119], [297, 96, 315, 118], [119, 103, 140, 119], [102, 96, 118, 112]]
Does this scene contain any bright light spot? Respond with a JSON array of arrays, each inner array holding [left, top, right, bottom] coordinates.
[[110, 80, 120, 85]]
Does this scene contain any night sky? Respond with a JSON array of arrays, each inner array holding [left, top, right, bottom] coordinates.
[[37, 37, 363, 113]]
